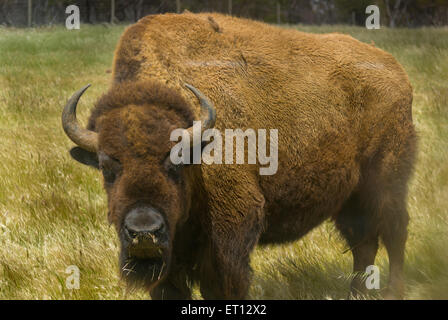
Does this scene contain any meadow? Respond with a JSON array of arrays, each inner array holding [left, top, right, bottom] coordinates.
[[0, 23, 447, 299]]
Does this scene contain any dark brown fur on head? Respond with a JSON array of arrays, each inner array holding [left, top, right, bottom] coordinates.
[[87, 80, 194, 132], [87, 80, 195, 289]]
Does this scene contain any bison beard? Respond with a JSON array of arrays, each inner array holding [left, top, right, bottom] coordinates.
[[119, 219, 171, 290], [119, 229, 171, 289]]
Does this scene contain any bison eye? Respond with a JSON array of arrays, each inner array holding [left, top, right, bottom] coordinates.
[[102, 168, 116, 184], [163, 155, 183, 182], [168, 164, 182, 179], [98, 152, 121, 185]]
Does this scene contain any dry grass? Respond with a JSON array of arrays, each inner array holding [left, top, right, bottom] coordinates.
[[0, 24, 447, 299]]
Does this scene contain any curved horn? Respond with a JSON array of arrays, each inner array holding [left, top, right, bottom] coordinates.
[[185, 84, 216, 144], [62, 84, 98, 153]]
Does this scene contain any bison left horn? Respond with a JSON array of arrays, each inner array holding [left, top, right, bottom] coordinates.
[[62, 84, 99, 153], [184, 84, 216, 142]]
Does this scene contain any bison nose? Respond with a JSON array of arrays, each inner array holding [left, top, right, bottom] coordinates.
[[124, 207, 165, 239]]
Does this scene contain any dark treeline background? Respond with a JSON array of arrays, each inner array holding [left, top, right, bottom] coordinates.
[[1, 0, 447, 27]]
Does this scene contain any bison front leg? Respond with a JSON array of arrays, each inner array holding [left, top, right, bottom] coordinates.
[[150, 268, 192, 300], [199, 213, 264, 299], [150, 280, 191, 300], [198, 176, 265, 299], [336, 192, 379, 298]]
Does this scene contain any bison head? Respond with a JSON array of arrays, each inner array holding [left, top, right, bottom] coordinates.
[[61, 81, 215, 289]]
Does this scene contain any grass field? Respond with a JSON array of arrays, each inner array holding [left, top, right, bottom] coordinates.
[[0, 23, 447, 299]]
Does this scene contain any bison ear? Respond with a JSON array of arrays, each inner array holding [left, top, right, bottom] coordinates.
[[69, 147, 99, 169]]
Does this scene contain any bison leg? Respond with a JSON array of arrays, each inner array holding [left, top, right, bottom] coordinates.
[[150, 280, 191, 300], [199, 240, 253, 300], [379, 199, 409, 300], [370, 124, 415, 299], [199, 205, 264, 300], [150, 268, 191, 300], [198, 172, 265, 299], [336, 192, 379, 299]]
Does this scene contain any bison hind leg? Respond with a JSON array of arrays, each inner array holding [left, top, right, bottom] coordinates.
[[335, 192, 380, 299], [336, 124, 416, 299], [378, 197, 409, 300], [336, 173, 412, 300]]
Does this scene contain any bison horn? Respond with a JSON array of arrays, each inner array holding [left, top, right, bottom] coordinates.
[[185, 84, 216, 142], [62, 84, 99, 153]]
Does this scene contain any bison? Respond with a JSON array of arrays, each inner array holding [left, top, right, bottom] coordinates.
[[62, 12, 416, 299]]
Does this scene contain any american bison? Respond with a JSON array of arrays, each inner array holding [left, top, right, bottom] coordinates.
[[62, 12, 416, 299]]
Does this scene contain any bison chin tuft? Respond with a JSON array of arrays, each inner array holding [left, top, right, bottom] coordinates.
[[118, 229, 171, 289], [119, 248, 170, 289]]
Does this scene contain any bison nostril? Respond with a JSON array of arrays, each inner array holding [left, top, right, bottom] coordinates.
[[125, 228, 138, 239]]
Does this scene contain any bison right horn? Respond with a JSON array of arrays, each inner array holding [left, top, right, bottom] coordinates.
[[62, 84, 99, 153], [184, 84, 216, 142]]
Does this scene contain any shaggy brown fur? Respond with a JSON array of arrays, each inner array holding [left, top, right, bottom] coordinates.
[[71, 12, 416, 299]]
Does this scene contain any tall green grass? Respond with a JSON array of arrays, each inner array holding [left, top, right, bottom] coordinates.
[[0, 24, 447, 299]]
